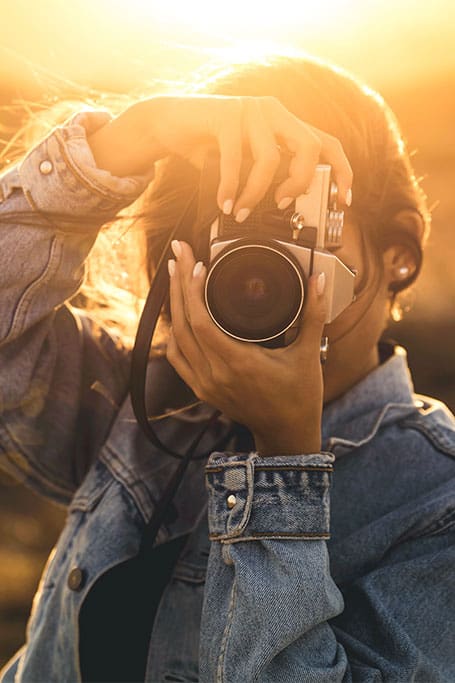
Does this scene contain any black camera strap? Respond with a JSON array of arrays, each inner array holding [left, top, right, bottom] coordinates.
[[130, 190, 198, 457], [130, 189, 233, 553]]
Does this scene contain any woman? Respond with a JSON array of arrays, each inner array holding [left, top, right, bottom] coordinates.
[[0, 55, 454, 682]]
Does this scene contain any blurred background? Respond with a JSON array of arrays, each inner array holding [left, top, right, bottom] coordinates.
[[1, 0, 454, 667]]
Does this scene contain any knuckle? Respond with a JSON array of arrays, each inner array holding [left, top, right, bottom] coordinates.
[[191, 315, 206, 335], [195, 376, 213, 402], [212, 366, 231, 389], [193, 383, 205, 401], [308, 133, 323, 156], [166, 342, 177, 364], [261, 95, 281, 111], [326, 134, 343, 153], [172, 317, 186, 338], [259, 146, 281, 169]]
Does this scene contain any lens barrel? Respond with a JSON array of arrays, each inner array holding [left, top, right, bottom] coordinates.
[[205, 240, 305, 343]]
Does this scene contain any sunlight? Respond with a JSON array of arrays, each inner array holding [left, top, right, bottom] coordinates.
[[107, 0, 355, 40]]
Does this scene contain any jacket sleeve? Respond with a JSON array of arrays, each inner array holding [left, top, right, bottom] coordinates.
[[200, 451, 455, 682], [0, 110, 153, 504]]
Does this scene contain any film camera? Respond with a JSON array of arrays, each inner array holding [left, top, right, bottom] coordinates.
[[203, 164, 356, 348]]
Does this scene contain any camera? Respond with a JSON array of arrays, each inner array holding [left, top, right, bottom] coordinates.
[[203, 164, 356, 348]]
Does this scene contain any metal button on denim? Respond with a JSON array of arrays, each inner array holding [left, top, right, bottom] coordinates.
[[227, 494, 237, 509], [67, 567, 85, 591], [39, 160, 53, 175]]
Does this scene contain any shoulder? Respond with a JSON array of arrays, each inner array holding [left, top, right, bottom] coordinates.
[[396, 394, 455, 461]]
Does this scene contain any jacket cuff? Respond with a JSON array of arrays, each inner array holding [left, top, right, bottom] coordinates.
[[205, 451, 334, 542], [17, 109, 154, 230]]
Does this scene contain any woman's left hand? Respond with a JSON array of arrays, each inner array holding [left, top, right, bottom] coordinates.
[[166, 241, 327, 457]]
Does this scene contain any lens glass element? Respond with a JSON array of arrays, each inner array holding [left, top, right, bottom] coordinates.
[[206, 245, 304, 341]]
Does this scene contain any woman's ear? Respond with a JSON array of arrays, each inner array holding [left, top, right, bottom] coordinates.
[[382, 244, 418, 290], [382, 209, 424, 291]]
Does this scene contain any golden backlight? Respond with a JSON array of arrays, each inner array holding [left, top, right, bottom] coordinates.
[[1, 0, 454, 92], [107, 0, 350, 35]]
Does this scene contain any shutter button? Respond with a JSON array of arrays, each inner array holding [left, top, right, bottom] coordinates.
[[67, 567, 85, 591], [227, 494, 237, 509], [39, 160, 53, 175]]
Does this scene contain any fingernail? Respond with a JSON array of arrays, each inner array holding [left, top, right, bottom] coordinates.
[[235, 208, 250, 224], [277, 196, 294, 210], [316, 272, 326, 296], [222, 199, 234, 215], [193, 261, 204, 278], [346, 188, 352, 207], [171, 240, 182, 259], [168, 259, 175, 277]]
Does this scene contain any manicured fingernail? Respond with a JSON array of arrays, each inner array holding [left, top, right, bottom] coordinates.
[[223, 199, 234, 215], [346, 188, 352, 207], [235, 208, 250, 224], [193, 261, 204, 278], [168, 259, 175, 277], [171, 240, 182, 259], [277, 196, 293, 210], [316, 272, 326, 296]]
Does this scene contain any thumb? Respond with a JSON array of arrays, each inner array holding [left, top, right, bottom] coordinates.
[[294, 272, 327, 357]]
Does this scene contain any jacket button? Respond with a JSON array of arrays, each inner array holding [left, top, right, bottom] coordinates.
[[39, 160, 53, 175], [227, 494, 237, 509], [67, 567, 85, 591]]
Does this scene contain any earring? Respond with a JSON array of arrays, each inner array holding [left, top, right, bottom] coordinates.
[[397, 266, 410, 278]]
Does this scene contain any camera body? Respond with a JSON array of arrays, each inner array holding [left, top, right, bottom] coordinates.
[[203, 164, 356, 348]]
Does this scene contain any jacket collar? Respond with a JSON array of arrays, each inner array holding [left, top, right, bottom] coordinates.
[[322, 345, 419, 456]]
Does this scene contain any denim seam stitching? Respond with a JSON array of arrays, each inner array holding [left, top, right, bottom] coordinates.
[[100, 445, 160, 523], [224, 459, 255, 538], [55, 131, 114, 199], [328, 403, 417, 450], [206, 465, 333, 474], [399, 507, 455, 542], [0, 234, 61, 346], [213, 532, 331, 542], [216, 579, 237, 682], [55, 130, 140, 201], [400, 420, 455, 458]]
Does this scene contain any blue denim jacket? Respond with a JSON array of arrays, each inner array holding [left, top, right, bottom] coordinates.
[[0, 112, 454, 683]]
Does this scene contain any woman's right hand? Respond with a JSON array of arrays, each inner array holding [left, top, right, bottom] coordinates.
[[87, 95, 352, 221]]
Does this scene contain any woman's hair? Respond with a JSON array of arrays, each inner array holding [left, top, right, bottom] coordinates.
[[1, 54, 431, 345], [143, 55, 430, 327]]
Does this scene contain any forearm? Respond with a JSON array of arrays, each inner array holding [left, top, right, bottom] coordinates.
[[200, 450, 345, 682], [87, 99, 169, 176], [0, 110, 150, 499]]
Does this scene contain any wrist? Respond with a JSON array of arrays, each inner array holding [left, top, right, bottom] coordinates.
[[87, 99, 167, 177], [253, 429, 322, 457]]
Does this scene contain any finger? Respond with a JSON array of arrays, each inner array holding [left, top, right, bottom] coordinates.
[[274, 124, 322, 203], [172, 240, 197, 320], [292, 272, 327, 358], [233, 99, 281, 220], [260, 98, 322, 205], [216, 100, 242, 214], [168, 255, 207, 369], [308, 126, 353, 206]]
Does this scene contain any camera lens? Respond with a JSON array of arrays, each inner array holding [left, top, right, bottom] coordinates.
[[205, 242, 305, 342]]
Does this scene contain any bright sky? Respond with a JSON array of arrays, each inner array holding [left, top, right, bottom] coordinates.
[[1, 0, 454, 93]]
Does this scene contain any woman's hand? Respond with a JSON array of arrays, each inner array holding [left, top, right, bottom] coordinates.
[[166, 240, 327, 457], [87, 95, 353, 220]]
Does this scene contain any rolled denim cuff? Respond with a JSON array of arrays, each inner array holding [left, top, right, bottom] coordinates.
[[205, 451, 334, 542], [18, 109, 154, 231]]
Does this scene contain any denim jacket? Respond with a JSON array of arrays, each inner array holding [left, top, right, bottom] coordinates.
[[0, 111, 454, 683]]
